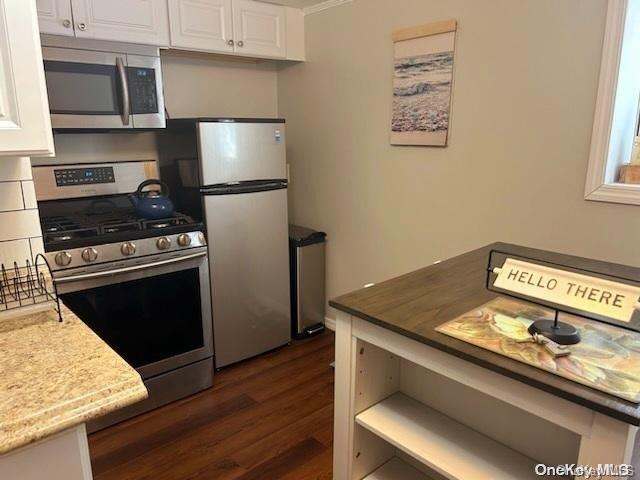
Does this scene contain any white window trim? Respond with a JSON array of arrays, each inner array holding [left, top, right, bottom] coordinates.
[[585, 0, 640, 205]]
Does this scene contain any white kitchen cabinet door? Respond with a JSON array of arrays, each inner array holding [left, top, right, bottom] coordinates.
[[169, 0, 233, 53], [70, 0, 170, 46], [0, 0, 54, 156], [36, 0, 74, 36], [232, 0, 285, 59]]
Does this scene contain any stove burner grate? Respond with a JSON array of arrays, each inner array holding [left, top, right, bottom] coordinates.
[[40, 210, 198, 248]]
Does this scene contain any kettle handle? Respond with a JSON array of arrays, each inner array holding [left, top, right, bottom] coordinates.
[[136, 179, 169, 196]]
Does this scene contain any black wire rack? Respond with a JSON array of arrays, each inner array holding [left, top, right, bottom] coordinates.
[[0, 254, 62, 322]]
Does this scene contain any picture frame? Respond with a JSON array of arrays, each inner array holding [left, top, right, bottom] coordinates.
[[390, 19, 458, 147]]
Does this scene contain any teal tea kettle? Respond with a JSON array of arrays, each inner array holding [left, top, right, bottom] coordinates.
[[130, 179, 175, 220]]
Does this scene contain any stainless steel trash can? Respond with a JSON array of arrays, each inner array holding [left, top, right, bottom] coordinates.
[[289, 225, 327, 339]]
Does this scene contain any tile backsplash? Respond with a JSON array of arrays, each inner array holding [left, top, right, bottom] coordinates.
[[0, 157, 43, 267]]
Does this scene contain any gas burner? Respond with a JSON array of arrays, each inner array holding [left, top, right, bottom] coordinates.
[[101, 222, 141, 234], [48, 234, 73, 242], [148, 222, 170, 229], [142, 215, 192, 231], [43, 225, 100, 244]]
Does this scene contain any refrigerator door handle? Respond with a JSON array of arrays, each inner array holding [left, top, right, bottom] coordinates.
[[201, 179, 288, 195]]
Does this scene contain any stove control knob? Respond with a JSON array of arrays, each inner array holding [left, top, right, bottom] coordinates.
[[121, 242, 136, 256], [156, 237, 171, 250], [177, 234, 191, 247], [54, 251, 72, 267], [81, 247, 98, 263], [197, 232, 205, 244]]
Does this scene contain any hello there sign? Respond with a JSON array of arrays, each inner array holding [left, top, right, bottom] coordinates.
[[493, 258, 640, 323]]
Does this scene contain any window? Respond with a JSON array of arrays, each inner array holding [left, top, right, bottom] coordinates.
[[585, 0, 640, 205]]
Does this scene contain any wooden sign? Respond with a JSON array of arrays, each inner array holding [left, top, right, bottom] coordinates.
[[390, 19, 457, 146], [493, 258, 640, 323]]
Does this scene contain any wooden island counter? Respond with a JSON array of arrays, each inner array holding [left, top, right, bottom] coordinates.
[[329, 242, 640, 480]]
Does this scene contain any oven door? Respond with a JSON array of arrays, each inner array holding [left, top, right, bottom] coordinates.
[[54, 250, 212, 379], [43, 47, 133, 130]]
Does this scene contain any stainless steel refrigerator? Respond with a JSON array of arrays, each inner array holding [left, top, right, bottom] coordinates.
[[192, 119, 291, 367]]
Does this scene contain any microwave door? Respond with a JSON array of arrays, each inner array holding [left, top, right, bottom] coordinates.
[[42, 47, 133, 129], [127, 54, 165, 129]]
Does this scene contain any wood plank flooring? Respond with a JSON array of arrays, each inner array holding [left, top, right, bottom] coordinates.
[[89, 332, 335, 480]]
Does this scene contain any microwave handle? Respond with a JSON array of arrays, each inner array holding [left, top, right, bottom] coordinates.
[[116, 57, 131, 126]]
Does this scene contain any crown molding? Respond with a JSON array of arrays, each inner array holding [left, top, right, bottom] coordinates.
[[303, 0, 352, 16]]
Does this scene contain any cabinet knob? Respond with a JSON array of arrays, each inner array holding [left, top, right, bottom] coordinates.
[[237, 40, 244, 47], [62, 19, 72, 28], [227, 39, 234, 46], [77, 22, 87, 31]]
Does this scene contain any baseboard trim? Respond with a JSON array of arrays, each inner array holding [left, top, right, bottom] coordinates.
[[303, 0, 352, 16], [324, 316, 336, 331]]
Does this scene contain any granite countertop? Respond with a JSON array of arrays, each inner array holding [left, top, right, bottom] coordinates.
[[0, 304, 147, 455], [329, 242, 640, 425]]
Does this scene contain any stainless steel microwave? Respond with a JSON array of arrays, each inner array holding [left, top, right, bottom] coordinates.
[[42, 46, 165, 130]]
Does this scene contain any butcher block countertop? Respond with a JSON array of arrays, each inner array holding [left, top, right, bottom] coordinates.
[[0, 304, 147, 455], [329, 242, 640, 425]]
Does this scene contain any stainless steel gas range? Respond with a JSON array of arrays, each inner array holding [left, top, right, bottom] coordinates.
[[32, 160, 213, 432]]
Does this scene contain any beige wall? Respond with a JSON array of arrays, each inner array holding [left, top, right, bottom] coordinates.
[[278, 0, 640, 316], [161, 52, 278, 118]]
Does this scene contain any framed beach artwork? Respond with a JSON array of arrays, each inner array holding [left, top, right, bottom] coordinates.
[[391, 19, 457, 147]]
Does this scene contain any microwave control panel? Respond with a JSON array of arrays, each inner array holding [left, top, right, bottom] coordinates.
[[54, 167, 115, 186], [128, 67, 158, 114]]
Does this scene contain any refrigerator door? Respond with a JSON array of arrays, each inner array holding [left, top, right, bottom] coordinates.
[[197, 121, 286, 185], [205, 186, 291, 367]]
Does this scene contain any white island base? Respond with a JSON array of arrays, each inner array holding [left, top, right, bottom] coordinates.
[[0, 424, 92, 480], [0, 423, 93, 480], [332, 312, 638, 480]]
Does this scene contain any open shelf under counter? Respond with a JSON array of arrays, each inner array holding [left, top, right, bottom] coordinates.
[[356, 393, 540, 480], [363, 457, 433, 480]]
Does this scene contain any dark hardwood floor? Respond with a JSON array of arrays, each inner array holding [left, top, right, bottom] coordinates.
[[89, 331, 335, 480]]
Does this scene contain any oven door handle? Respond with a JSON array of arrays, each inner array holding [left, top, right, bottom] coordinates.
[[54, 251, 207, 284]]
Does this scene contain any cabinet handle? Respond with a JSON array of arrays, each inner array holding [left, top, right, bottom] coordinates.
[[227, 39, 234, 46], [237, 40, 244, 47], [77, 22, 87, 31], [62, 19, 72, 28]]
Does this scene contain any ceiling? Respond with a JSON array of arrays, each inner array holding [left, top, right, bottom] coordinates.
[[262, 0, 328, 9]]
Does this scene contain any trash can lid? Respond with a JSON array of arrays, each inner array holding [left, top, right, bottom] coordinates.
[[289, 224, 327, 246]]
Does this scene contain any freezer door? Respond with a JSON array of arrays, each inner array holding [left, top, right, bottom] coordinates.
[[205, 187, 291, 367], [197, 122, 286, 185]]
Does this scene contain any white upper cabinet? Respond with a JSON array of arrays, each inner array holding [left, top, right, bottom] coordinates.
[[0, 0, 54, 156], [169, 0, 234, 53], [232, 0, 285, 58], [70, 0, 170, 46], [35, 0, 304, 61], [36, 0, 74, 36]]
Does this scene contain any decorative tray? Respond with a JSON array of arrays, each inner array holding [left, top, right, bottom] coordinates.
[[437, 297, 640, 402]]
